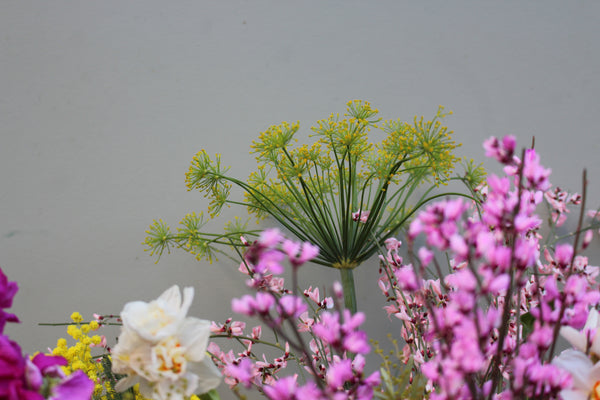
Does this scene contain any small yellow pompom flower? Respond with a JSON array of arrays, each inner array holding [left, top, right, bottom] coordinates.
[[70, 312, 83, 323], [67, 325, 82, 340], [91, 335, 102, 345], [89, 320, 99, 330]]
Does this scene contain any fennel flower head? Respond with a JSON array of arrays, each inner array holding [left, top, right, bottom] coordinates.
[[111, 285, 221, 400]]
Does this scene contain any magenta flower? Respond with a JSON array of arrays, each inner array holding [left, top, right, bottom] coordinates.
[[0, 268, 94, 400], [0, 267, 19, 333], [0, 335, 93, 400], [0, 334, 29, 399], [48, 370, 95, 400]]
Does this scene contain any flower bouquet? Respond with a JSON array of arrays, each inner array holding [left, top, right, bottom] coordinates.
[[6, 101, 600, 400]]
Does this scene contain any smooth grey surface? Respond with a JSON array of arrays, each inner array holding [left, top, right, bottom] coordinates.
[[2, 1, 600, 397]]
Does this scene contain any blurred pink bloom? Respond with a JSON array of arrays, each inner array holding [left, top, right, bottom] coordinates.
[[224, 358, 257, 389], [352, 210, 370, 223], [282, 239, 319, 267], [483, 135, 516, 164]]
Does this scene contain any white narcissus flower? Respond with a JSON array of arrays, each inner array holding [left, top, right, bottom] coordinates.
[[112, 285, 221, 400], [553, 349, 600, 400], [121, 285, 194, 342]]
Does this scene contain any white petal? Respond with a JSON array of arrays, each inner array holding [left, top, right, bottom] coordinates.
[[560, 389, 590, 400], [137, 380, 155, 398], [122, 297, 182, 342], [560, 326, 587, 352], [114, 375, 139, 392], [158, 285, 182, 308], [588, 360, 600, 383], [585, 309, 600, 330], [181, 373, 200, 397], [180, 287, 194, 316], [179, 317, 211, 360], [553, 349, 594, 391], [188, 356, 222, 393], [591, 335, 600, 358]]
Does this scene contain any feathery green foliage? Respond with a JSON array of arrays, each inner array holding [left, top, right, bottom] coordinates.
[[144, 100, 484, 311]]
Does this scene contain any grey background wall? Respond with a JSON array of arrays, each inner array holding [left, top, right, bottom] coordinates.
[[2, 1, 600, 397]]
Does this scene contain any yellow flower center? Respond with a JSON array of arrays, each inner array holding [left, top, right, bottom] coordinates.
[[593, 381, 600, 400], [154, 337, 186, 376]]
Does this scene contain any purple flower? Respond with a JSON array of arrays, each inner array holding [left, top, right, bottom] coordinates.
[[0, 335, 93, 400], [0, 334, 29, 398], [48, 370, 94, 400], [0, 268, 19, 333]]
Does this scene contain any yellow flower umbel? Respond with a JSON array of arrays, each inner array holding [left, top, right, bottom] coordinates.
[[144, 101, 483, 312]]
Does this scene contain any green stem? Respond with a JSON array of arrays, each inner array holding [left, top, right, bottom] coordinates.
[[339, 268, 357, 313]]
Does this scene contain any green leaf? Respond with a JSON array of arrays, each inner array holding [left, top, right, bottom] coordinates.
[[198, 389, 221, 400], [520, 311, 535, 338]]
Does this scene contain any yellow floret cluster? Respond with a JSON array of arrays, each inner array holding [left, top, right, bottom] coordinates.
[[51, 312, 105, 396]]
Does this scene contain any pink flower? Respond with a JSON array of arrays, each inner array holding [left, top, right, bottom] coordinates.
[[232, 293, 276, 316], [393, 264, 419, 291], [313, 310, 370, 355], [297, 312, 314, 332], [278, 295, 307, 319], [352, 210, 370, 223], [522, 149, 551, 191], [384, 237, 402, 251], [282, 240, 320, 267], [326, 359, 354, 389], [555, 244, 574, 268], [259, 228, 284, 247], [418, 247, 434, 266], [342, 330, 370, 354], [224, 358, 257, 389], [483, 135, 516, 164], [263, 376, 300, 400]]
